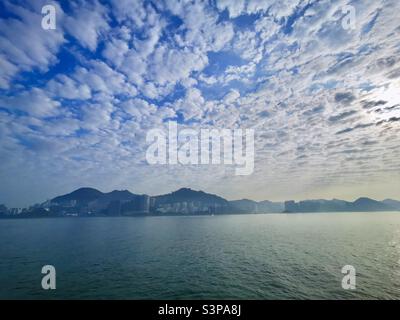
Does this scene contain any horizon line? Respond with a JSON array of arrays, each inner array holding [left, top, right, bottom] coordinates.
[[3, 186, 398, 209]]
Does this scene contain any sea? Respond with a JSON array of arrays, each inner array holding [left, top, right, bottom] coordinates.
[[1, 212, 400, 299]]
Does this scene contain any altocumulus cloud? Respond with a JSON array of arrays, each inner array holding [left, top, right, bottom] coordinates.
[[0, 0, 400, 207]]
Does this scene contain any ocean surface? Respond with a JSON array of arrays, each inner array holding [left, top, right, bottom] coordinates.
[[1, 212, 400, 299]]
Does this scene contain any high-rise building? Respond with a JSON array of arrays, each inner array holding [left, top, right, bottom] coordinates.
[[138, 195, 150, 213]]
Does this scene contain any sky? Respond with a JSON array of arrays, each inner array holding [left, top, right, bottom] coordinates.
[[0, 0, 400, 207]]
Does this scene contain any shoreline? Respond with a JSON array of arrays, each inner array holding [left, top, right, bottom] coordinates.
[[1, 210, 400, 220]]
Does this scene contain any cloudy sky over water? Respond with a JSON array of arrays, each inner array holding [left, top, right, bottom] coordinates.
[[1, 0, 400, 207]]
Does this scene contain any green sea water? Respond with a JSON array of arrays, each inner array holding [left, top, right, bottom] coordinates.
[[1, 212, 400, 299]]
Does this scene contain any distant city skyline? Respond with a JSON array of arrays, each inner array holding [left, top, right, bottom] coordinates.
[[1, 0, 400, 207], [2, 186, 399, 216], [1, 185, 400, 210]]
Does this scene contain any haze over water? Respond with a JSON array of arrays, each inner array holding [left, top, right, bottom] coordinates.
[[1, 213, 400, 299]]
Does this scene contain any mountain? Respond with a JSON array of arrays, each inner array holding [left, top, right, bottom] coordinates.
[[51, 187, 103, 206], [153, 188, 230, 214], [99, 190, 138, 202], [382, 199, 400, 210], [50, 188, 147, 214], [258, 200, 285, 213], [229, 199, 284, 213], [229, 199, 258, 213], [88, 190, 139, 213], [154, 188, 228, 205], [352, 197, 391, 211], [154, 190, 285, 214], [10, 187, 400, 217], [284, 197, 396, 213]]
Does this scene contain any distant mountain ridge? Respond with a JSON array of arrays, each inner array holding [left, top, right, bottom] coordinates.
[[284, 197, 400, 213], [154, 188, 228, 205], [50, 187, 286, 214], [1, 187, 395, 218], [228, 199, 284, 213], [382, 199, 400, 210], [51, 187, 103, 205], [49, 187, 400, 214]]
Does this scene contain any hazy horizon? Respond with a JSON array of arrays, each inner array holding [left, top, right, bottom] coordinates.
[[2, 184, 400, 209]]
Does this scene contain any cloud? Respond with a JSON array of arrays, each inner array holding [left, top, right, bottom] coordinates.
[[334, 92, 356, 105], [0, 88, 60, 117], [173, 87, 207, 121], [47, 74, 92, 100], [64, 0, 110, 51], [0, 0, 64, 88], [216, 0, 246, 18], [1, 0, 400, 207], [148, 45, 208, 88], [328, 110, 358, 122], [223, 89, 241, 104]]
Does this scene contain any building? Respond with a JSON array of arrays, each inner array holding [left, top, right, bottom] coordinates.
[[121, 195, 150, 215], [138, 195, 150, 213], [0, 204, 8, 216], [107, 200, 122, 216], [284, 201, 298, 212]]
